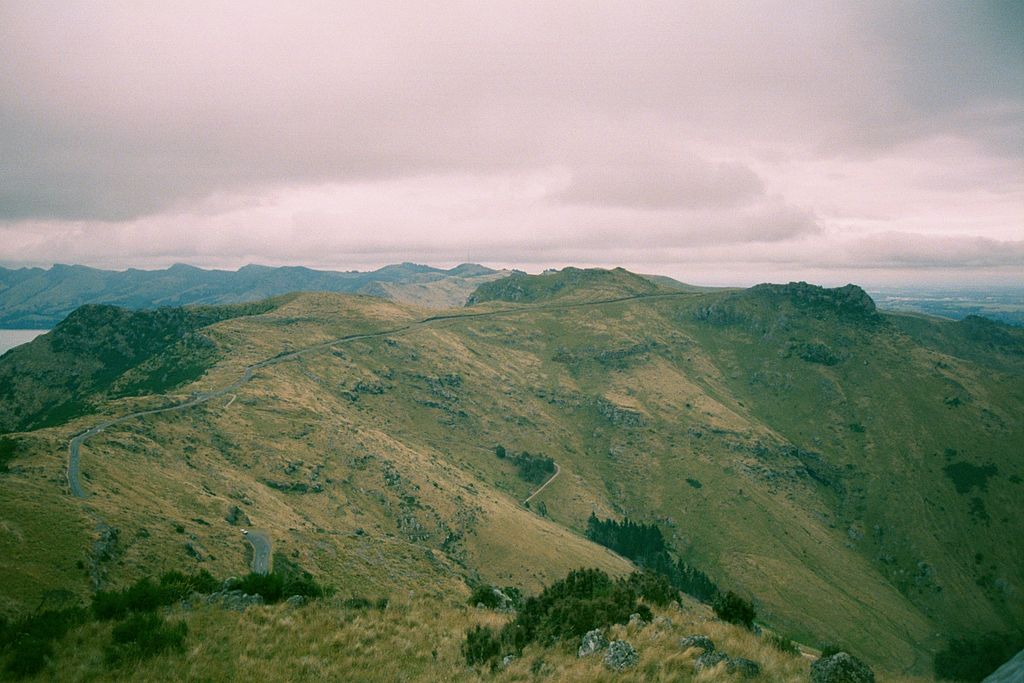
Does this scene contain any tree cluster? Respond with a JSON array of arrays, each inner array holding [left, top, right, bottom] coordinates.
[[585, 513, 720, 604], [494, 445, 556, 485]]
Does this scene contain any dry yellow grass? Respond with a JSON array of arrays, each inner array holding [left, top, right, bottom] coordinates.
[[38, 597, 932, 682]]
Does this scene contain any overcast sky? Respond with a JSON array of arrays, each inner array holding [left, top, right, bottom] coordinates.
[[1, 1, 1021, 286]]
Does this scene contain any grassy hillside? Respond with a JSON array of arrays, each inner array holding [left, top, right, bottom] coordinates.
[[0, 271, 1020, 678], [0, 299, 287, 434]]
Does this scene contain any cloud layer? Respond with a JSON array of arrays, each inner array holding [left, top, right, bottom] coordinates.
[[1, 1, 1021, 285]]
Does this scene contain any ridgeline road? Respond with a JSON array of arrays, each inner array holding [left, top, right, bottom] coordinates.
[[523, 462, 560, 506], [67, 289, 700, 498], [245, 531, 272, 575]]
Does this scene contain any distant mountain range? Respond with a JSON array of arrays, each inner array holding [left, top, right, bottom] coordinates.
[[0, 262, 506, 328]]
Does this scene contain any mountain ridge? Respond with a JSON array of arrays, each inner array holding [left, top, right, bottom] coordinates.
[[0, 262, 508, 328]]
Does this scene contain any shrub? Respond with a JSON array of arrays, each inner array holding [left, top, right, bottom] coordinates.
[[228, 573, 284, 603], [934, 632, 1023, 682], [461, 568, 650, 664], [494, 445, 506, 459], [92, 590, 128, 621], [626, 571, 677, 607], [463, 624, 503, 667], [766, 632, 799, 655], [467, 584, 502, 608], [104, 613, 187, 666], [819, 642, 847, 657], [4, 637, 51, 678], [93, 573, 213, 620], [342, 597, 373, 610], [0, 436, 19, 473], [159, 569, 219, 598], [506, 568, 643, 647], [713, 590, 756, 629], [510, 450, 556, 485], [1, 607, 86, 679]]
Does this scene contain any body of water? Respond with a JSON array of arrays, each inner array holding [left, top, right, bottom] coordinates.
[[0, 329, 48, 355]]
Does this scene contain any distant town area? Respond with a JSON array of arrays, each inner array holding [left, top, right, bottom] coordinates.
[[869, 287, 1024, 327]]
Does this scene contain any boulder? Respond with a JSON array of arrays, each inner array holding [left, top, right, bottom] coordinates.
[[603, 640, 639, 671], [653, 616, 673, 629], [810, 652, 875, 683], [727, 657, 762, 678], [206, 589, 265, 612], [501, 654, 516, 669], [694, 650, 729, 672], [680, 634, 716, 653], [578, 629, 609, 657], [285, 595, 307, 608], [629, 612, 647, 628]]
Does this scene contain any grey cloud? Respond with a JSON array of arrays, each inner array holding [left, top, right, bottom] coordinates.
[[843, 233, 1024, 269], [2, 2, 1020, 222], [556, 159, 764, 210]]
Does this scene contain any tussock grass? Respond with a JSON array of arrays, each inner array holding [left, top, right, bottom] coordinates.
[[34, 597, 931, 682]]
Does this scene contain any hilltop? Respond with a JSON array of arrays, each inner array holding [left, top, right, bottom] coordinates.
[[0, 268, 1021, 679], [465, 267, 662, 305]]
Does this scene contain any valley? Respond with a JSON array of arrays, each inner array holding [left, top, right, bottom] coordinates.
[[0, 268, 1021, 680]]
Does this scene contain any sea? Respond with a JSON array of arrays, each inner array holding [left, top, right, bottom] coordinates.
[[0, 329, 48, 355]]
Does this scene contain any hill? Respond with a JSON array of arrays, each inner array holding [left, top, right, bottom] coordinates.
[[0, 272, 1021, 678], [465, 267, 662, 305], [0, 262, 506, 328]]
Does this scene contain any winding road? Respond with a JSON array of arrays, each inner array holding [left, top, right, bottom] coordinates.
[[66, 289, 696, 500], [245, 530, 272, 575], [524, 462, 560, 506], [63, 290, 698, 574]]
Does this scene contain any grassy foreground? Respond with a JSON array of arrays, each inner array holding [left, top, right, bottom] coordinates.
[[31, 596, 929, 682]]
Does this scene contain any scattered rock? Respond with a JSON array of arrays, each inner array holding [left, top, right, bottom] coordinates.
[[285, 595, 307, 608], [680, 635, 716, 652], [810, 652, 875, 683], [694, 651, 729, 672], [727, 657, 761, 678], [578, 629, 609, 657], [89, 523, 120, 590], [206, 589, 264, 612], [225, 505, 251, 526], [603, 640, 639, 671], [629, 612, 647, 628]]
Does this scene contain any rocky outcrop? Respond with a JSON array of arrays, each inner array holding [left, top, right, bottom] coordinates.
[[578, 629, 609, 657], [810, 652, 875, 683], [603, 640, 639, 671], [224, 505, 251, 526], [727, 657, 762, 678], [205, 589, 265, 611], [89, 524, 120, 590], [680, 634, 715, 652], [694, 650, 728, 671]]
